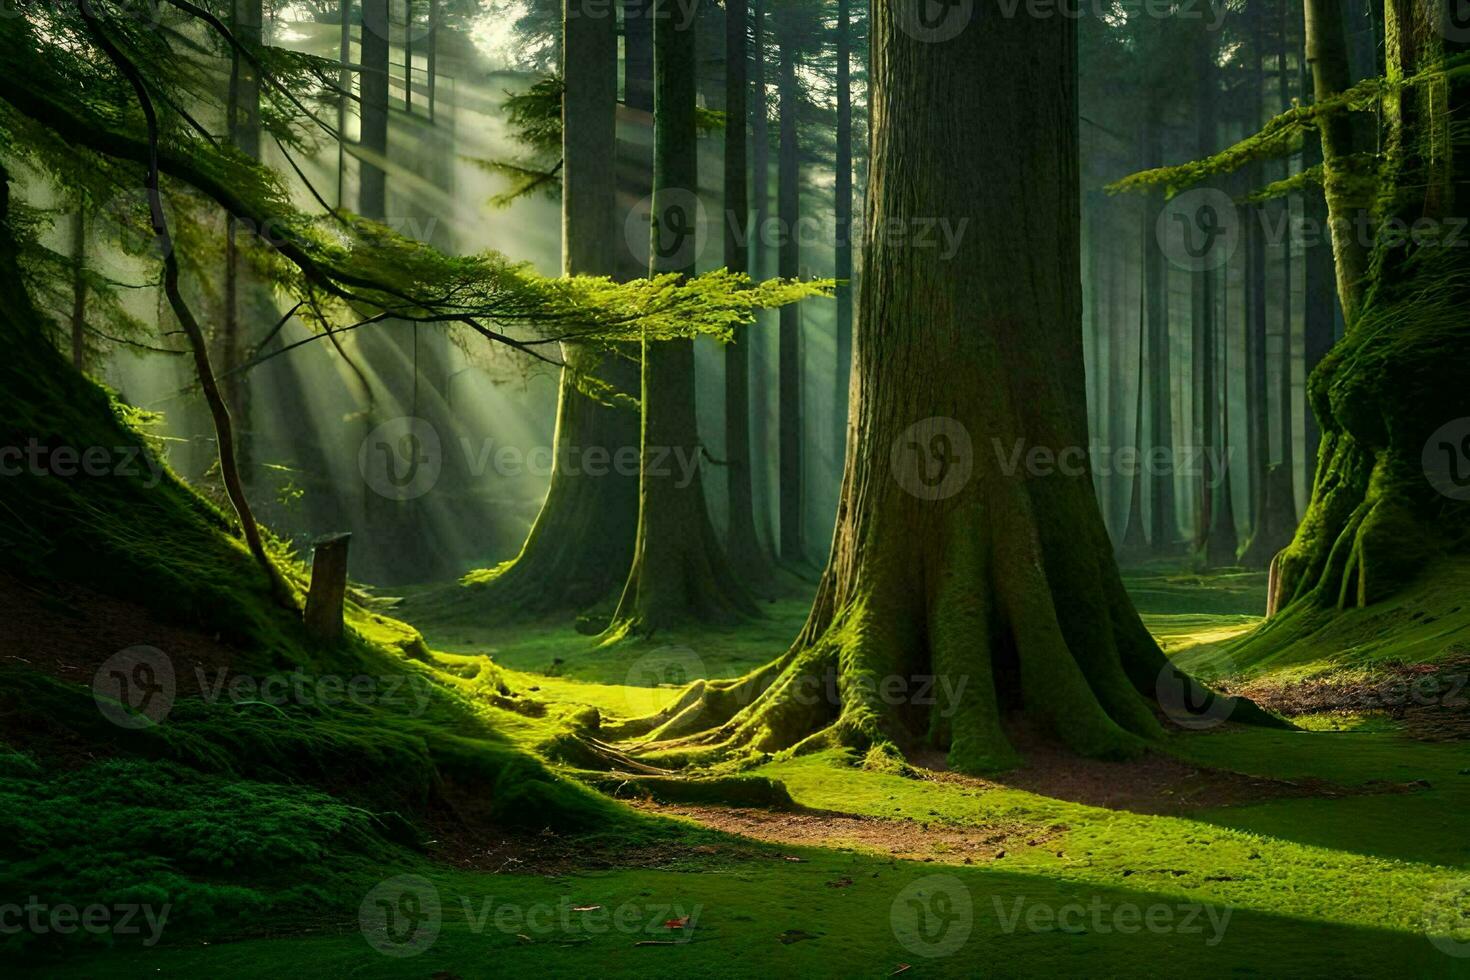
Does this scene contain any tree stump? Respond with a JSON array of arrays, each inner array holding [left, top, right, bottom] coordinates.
[[305, 532, 351, 642]]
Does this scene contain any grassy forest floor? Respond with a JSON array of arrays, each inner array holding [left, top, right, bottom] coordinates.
[[9, 563, 1470, 977]]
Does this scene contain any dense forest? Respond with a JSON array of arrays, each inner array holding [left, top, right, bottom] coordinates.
[[1, 0, 1468, 975]]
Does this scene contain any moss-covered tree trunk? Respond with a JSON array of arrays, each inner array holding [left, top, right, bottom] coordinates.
[[619, 1, 1277, 769], [605, 0, 757, 636], [472, 0, 640, 616], [721, 0, 776, 591], [1265, 0, 1470, 616], [1303, 0, 1369, 322]]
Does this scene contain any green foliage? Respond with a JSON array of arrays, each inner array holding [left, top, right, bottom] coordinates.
[[0, 753, 384, 956], [1106, 56, 1470, 201], [0, 1, 829, 383]]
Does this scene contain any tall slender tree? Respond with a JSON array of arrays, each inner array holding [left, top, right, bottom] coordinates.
[[469, 0, 641, 616], [748, 0, 775, 552], [359, 0, 390, 219], [222, 0, 263, 487], [721, 0, 775, 590], [775, 21, 804, 566], [1142, 96, 1175, 554], [69, 207, 86, 371], [605, 0, 757, 634], [1192, 6, 1236, 568], [832, 0, 853, 455]]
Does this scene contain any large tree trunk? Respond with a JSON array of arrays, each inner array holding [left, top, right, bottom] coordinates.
[[775, 29, 804, 565], [1263, 0, 1470, 617], [721, 0, 776, 591], [471, 0, 640, 617], [618, 1, 1276, 770], [605, 0, 757, 635]]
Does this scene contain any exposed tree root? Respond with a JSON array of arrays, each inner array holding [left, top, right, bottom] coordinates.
[[604, 485, 1280, 776]]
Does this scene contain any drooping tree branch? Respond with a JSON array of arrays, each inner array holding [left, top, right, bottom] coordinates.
[[80, 3, 291, 604]]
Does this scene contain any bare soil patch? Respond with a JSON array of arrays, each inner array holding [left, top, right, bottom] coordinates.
[[0, 571, 241, 691], [1231, 656, 1470, 741]]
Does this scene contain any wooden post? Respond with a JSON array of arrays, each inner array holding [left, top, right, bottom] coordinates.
[[305, 532, 351, 642]]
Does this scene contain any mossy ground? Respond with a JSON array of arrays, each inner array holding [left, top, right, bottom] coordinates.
[[18, 560, 1470, 977]]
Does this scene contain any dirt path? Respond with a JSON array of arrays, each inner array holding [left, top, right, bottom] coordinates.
[[634, 802, 1052, 865]]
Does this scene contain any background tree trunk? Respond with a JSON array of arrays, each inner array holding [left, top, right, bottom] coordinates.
[[776, 29, 804, 566], [748, 0, 775, 556], [69, 207, 86, 371], [359, 0, 389, 220], [721, 0, 776, 591], [470, 0, 640, 618], [832, 0, 853, 457], [1142, 99, 1174, 554], [1192, 13, 1235, 568], [222, 0, 262, 490], [606, 0, 757, 635]]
